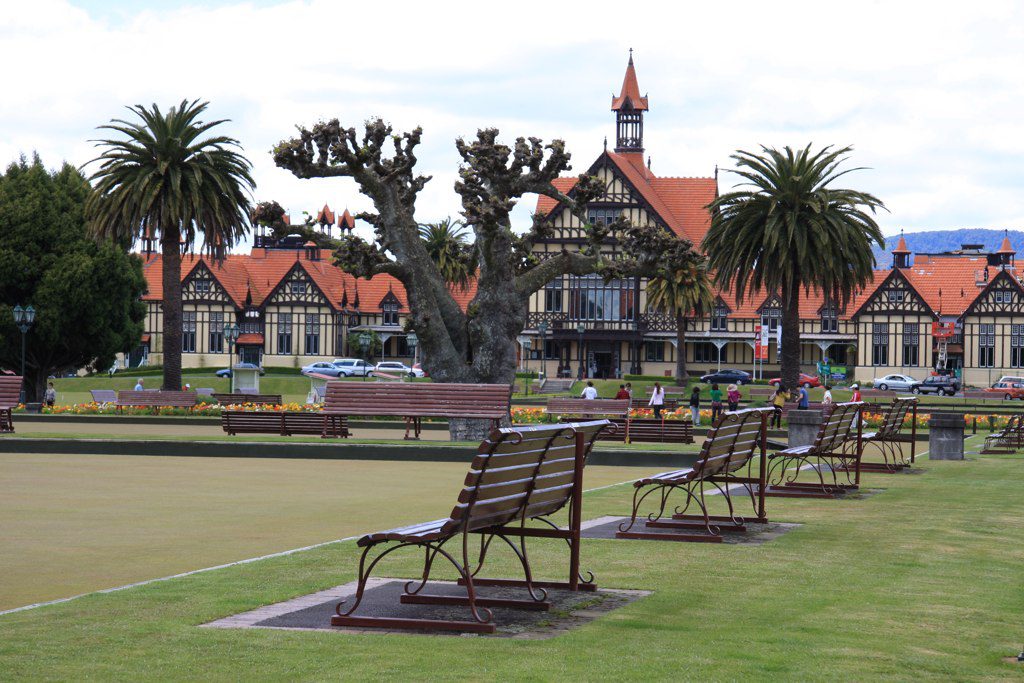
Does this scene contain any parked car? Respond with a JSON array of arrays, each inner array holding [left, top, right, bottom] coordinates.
[[768, 373, 820, 389], [412, 362, 428, 378], [374, 361, 424, 378], [985, 382, 1024, 400], [910, 375, 960, 396], [700, 369, 751, 385], [301, 361, 347, 377], [215, 362, 265, 378], [331, 358, 375, 377], [871, 374, 917, 392]]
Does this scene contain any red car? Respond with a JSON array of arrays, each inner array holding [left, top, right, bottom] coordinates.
[[985, 382, 1024, 400], [768, 373, 821, 389]]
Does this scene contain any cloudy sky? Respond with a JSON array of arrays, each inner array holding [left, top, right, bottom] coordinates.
[[3, 0, 1023, 245]]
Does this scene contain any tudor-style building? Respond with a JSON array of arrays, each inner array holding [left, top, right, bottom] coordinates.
[[135, 210, 475, 370], [522, 55, 1024, 386]]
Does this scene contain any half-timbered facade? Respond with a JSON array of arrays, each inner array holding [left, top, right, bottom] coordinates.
[[521, 54, 1024, 386]]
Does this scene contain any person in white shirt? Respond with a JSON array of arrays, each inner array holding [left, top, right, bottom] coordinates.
[[648, 381, 665, 418], [134, 378, 144, 391], [581, 381, 598, 400], [821, 384, 834, 417]]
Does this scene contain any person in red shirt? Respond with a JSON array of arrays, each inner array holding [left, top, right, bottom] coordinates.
[[614, 385, 630, 400]]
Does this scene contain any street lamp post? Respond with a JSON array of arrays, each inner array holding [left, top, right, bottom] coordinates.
[[538, 322, 549, 381], [406, 332, 418, 380], [12, 305, 36, 404], [358, 332, 371, 381], [223, 322, 240, 370], [576, 323, 586, 380]]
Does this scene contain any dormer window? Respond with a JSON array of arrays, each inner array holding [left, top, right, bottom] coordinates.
[[194, 278, 211, 294], [761, 305, 781, 332], [587, 207, 621, 226], [382, 303, 399, 326], [710, 304, 729, 331], [820, 305, 838, 333], [886, 289, 905, 303], [290, 281, 307, 295]]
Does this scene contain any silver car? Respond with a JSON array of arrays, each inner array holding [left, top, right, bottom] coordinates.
[[301, 361, 345, 377], [871, 373, 916, 391]]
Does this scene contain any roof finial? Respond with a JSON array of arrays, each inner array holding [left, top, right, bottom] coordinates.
[[714, 164, 719, 181], [628, 47, 633, 64], [647, 156, 651, 170], [603, 136, 607, 152]]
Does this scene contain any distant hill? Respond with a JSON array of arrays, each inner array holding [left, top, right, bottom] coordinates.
[[873, 229, 1024, 267]]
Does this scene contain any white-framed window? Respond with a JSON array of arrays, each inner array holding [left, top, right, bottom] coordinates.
[[902, 322, 918, 367], [871, 322, 888, 366], [182, 311, 197, 353], [1011, 324, 1024, 368], [305, 313, 320, 355], [978, 323, 995, 367], [290, 281, 307, 295], [277, 313, 292, 355], [710, 305, 729, 331], [209, 312, 224, 353], [382, 303, 399, 326], [820, 305, 838, 333]]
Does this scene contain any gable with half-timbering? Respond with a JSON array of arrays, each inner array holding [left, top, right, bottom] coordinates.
[[540, 162, 661, 246], [266, 265, 331, 307], [182, 263, 232, 304], [964, 270, 1024, 316], [854, 272, 932, 317]]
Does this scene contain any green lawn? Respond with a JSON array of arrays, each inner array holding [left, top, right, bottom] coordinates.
[[1, 436, 1023, 678]]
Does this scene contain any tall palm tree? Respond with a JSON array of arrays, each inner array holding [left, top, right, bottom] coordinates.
[[703, 144, 884, 390], [418, 217, 475, 289], [647, 261, 715, 386], [85, 100, 254, 391]]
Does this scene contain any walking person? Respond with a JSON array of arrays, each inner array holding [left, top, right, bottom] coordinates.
[[850, 383, 862, 403], [726, 383, 741, 412], [797, 384, 810, 410], [770, 384, 790, 429], [688, 385, 701, 426], [709, 383, 723, 422], [822, 384, 834, 416], [581, 381, 598, 400], [44, 382, 56, 407], [649, 381, 666, 418]]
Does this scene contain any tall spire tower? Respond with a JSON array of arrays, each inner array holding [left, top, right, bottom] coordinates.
[[611, 49, 648, 154]]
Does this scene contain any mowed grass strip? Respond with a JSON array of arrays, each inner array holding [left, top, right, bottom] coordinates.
[[0, 453, 642, 610], [1, 437, 1023, 679]]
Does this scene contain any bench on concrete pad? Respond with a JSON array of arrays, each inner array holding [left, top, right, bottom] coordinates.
[[324, 382, 512, 440], [0, 375, 22, 432], [603, 418, 693, 444], [981, 413, 1024, 454], [765, 401, 864, 498], [115, 390, 197, 412], [857, 397, 918, 472], [616, 407, 774, 542], [221, 411, 348, 438], [330, 420, 612, 633], [213, 393, 283, 406]]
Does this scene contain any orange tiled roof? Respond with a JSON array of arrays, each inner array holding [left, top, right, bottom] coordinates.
[[901, 256, 1004, 316], [611, 53, 648, 112], [141, 249, 481, 315], [892, 234, 910, 254], [998, 235, 1016, 254]]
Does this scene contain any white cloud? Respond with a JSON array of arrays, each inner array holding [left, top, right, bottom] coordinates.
[[3, 0, 1024, 246]]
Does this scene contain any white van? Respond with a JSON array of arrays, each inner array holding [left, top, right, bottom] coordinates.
[[996, 376, 1024, 387]]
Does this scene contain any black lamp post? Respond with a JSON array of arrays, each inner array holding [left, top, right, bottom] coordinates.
[[406, 332, 418, 378], [13, 305, 35, 403], [576, 323, 586, 380], [224, 322, 240, 374], [538, 322, 549, 381], [358, 332, 371, 381]]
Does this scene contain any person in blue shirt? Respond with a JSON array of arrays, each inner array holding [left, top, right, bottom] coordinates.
[[797, 384, 810, 410]]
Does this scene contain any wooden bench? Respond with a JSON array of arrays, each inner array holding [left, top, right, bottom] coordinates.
[[858, 397, 918, 472], [115, 390, 197, 412], [212, 393, 283, 406], [0, 375, 22, 432], [616, 407, 775, 542], [330, 420, 612, 633], [324, 382, 512, 439], [90, 389, 117, 404], [765, 401, 864, 498], [981, 414, 1024, 454], [546, 397, 631, 442], [629, 397, 679, 411], [606, 418, 693, 444], [221, 411, 348, 438]]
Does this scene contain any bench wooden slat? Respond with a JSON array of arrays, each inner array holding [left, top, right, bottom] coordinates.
[[115, 390, 197, 409]]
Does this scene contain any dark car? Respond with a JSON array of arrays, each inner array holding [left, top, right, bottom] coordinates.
[[910, 375, 960, 396], [700, 369, 752, 385]]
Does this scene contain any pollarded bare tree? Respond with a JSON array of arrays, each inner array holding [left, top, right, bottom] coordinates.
[[273, 119, 702, 439]]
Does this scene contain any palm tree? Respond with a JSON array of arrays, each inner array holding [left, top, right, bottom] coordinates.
[[703, 144, 884, 390], [418, 217, 474, 289], [85, 100, 254, 391], [647, 261, 715, 386]]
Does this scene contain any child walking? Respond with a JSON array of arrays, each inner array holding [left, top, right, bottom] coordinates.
[[689, 386, 701, 426], [726, 383, 741, 412]]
